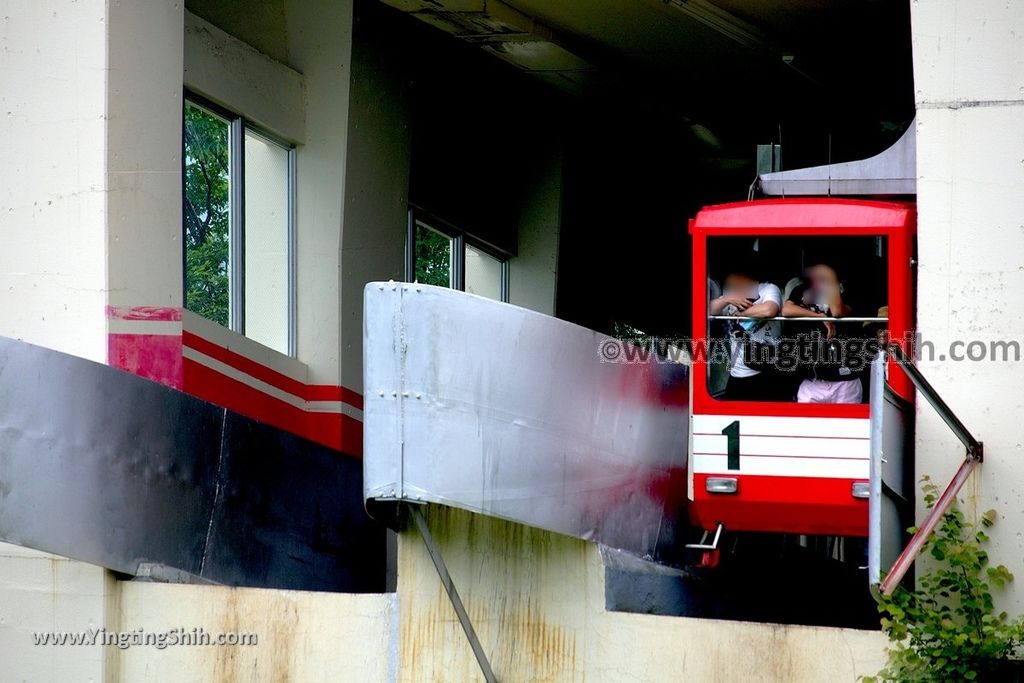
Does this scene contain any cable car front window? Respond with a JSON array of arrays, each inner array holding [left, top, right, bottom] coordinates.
[[706, 236, 889, 404]]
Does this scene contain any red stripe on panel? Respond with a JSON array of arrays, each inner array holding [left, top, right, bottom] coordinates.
[[105, 306, 365, 455], [108, 333, 183, 389], [183, 332, 310, 399], [692, 432, 868, 440], [183, 358, 363, 457], [181, 332, 364, 410], [106, 305, 183, 321]]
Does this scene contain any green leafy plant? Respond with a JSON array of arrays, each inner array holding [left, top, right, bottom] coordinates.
[[864, 477, 1024, 682], [184, 103, 231, 327]]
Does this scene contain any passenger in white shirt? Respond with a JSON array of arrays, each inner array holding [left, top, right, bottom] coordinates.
[[709, 264, 785, 401]]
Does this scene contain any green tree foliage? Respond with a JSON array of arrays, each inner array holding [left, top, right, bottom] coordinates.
[[864, 477, 1024, 682], [183, 103, 230, 327], [414, 226, 451, 288]]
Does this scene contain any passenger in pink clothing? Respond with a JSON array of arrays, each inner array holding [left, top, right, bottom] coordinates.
[[783, 261, 865, 404]]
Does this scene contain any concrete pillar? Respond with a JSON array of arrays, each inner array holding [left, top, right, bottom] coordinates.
[[287, 0, 356, 386], [0, 543, 118, 682], [0, 0, 109, 361], [105, 0, 184, 311], [911, 0, 1024, 611]]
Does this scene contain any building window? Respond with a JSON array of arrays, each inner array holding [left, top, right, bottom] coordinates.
[[412, 222, 454, 288], [406, 210, 509, 302], [183, 95, 296, 356]]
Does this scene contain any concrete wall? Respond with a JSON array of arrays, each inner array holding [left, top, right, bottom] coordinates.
[[910, 0, 1024, 611], [116, 583, 395, 682], [0, 506, 888, 683], [184, 10, 305, 143], [185, 1, 355, 385], [0, 543, 395, 683], [338, 0, 413, 394], [338, 0, 566, 391], [0, 0, 108, 361], [509, 149, 562, 316], [0, 543, 118, 682], [183, 0, 566, 393], [105, 0, 184, 312], [398, 506, 886, 682], [286, 0, 356, 385]]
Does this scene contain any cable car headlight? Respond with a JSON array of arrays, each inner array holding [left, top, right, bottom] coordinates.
[[851, 481, 870, 499], [706, 477, 738, 494]]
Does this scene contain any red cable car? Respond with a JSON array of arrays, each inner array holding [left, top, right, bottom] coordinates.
[[688, 198, 915, 543]]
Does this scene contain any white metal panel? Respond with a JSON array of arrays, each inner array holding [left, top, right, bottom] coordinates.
[[692, 454, 869, 479], [692, 414, 871, 439], [760, 122, 916, 196], [692, 434, 869, 459], [363, 283, 690, 562], [691, 413, 870, 479], [868, 355, 914, 588]]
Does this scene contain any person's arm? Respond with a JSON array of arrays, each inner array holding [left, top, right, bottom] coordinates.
[[826, 294, 852, 318], [742, 284, 782, 319], [710, 294, 751, 315], [741, 300, 779, 318], [783, 301, 826, 318], [782, 300, 836, 338]]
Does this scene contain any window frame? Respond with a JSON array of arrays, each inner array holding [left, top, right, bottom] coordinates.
[[703, 234, 891, 409], [182, 91, 298, 357], [405, 207, 510, 303]]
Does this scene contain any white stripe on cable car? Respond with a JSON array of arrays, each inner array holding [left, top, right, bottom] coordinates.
[[691, 413, 869, 477], [692, 414, 870, 439], [693, 454, 869, 479], [692, 434, 868, 459]]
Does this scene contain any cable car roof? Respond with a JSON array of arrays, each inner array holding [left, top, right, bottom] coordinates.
[[690, 198, 915, 233]]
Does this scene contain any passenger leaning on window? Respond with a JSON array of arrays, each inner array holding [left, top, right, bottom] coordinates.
[[783, 260, 866, 404], [709, 260, 785, 401]]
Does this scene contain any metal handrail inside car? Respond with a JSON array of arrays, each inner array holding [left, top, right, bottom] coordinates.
[[708, 315, 889, 323]]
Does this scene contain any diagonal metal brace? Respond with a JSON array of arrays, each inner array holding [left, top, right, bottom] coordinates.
[[879, 345, 985, 596], [408, 504, 497, 683], [888, 344, 983, 462]]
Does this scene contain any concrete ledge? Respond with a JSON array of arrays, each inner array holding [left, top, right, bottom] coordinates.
[[0, 545, 397, 683], [397, 504, 888, 682]]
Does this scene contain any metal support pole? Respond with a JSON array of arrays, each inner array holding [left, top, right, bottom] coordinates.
[[408, 504, 497, 683], [888, 344, 983, 461], [879, 457, 980, 596], [878, 344, 985, 595]]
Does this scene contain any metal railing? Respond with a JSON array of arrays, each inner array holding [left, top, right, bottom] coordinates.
[[709, 315, 889, 323]]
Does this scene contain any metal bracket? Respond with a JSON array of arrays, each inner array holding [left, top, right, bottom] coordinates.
[[877, 345, 986, 596], [888, 344, 983, 463], [685, 523, 724, 551], [408, 504, 497, 683]]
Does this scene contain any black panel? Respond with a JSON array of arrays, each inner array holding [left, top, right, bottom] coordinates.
[[203, 412, 386, 591], [0, 336, 385, 592]]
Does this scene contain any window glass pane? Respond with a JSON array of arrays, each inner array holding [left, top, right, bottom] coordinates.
[[707, 236, 888, 403], [415, 224, 452, 288], [183, 102, 231, 327], [243, 131, 290, 355], [464, 244, 503, 301]]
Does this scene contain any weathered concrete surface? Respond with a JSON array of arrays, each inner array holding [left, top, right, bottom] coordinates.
[[911, 0, 1024, 613], [398, 506, 887, 682], [0, 543, 118, 682], [116, 582, 396, 683], [0, 542, 397, 683]]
